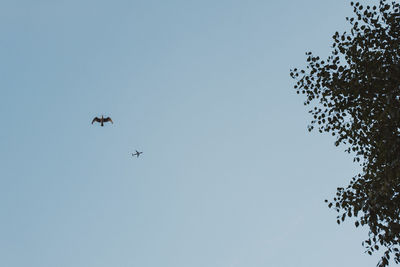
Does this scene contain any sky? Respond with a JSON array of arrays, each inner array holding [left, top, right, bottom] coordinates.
[[0, 0, 384, 266]]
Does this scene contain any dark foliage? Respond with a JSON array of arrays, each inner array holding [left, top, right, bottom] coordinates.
[[290, 1, 400, 266]]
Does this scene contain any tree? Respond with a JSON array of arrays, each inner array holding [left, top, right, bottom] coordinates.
[[290, 1, 400, 266]]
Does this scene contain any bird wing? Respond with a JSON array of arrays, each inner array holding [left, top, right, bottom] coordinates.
[[92, 117, 101, 124], [104, 117, 113, 123]]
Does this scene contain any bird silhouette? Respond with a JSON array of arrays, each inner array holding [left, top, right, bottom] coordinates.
[[132, 150, 143, 157], [92, 115, 113, 126]]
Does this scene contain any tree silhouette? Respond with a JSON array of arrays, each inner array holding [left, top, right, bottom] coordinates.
[[290, 1, 400, 266]]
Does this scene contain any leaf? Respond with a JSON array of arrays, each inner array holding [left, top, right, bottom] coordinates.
[[291, 1, 400, 266]]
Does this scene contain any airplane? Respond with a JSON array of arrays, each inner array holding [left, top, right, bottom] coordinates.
[[92, 115, 113, 126], [132, 150, 143, 157]]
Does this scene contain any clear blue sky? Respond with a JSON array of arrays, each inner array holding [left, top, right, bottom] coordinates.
[[0, 0, 382, 266]]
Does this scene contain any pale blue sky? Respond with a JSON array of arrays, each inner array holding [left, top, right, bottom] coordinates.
[[0, 1, 382, 266]]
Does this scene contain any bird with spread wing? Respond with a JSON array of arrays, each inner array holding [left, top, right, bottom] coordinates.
[[91, 115, 113, 126]]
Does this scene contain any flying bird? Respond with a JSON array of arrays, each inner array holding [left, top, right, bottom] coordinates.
[[92, 115, 113, 126], [132, 150, 143, 157]]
